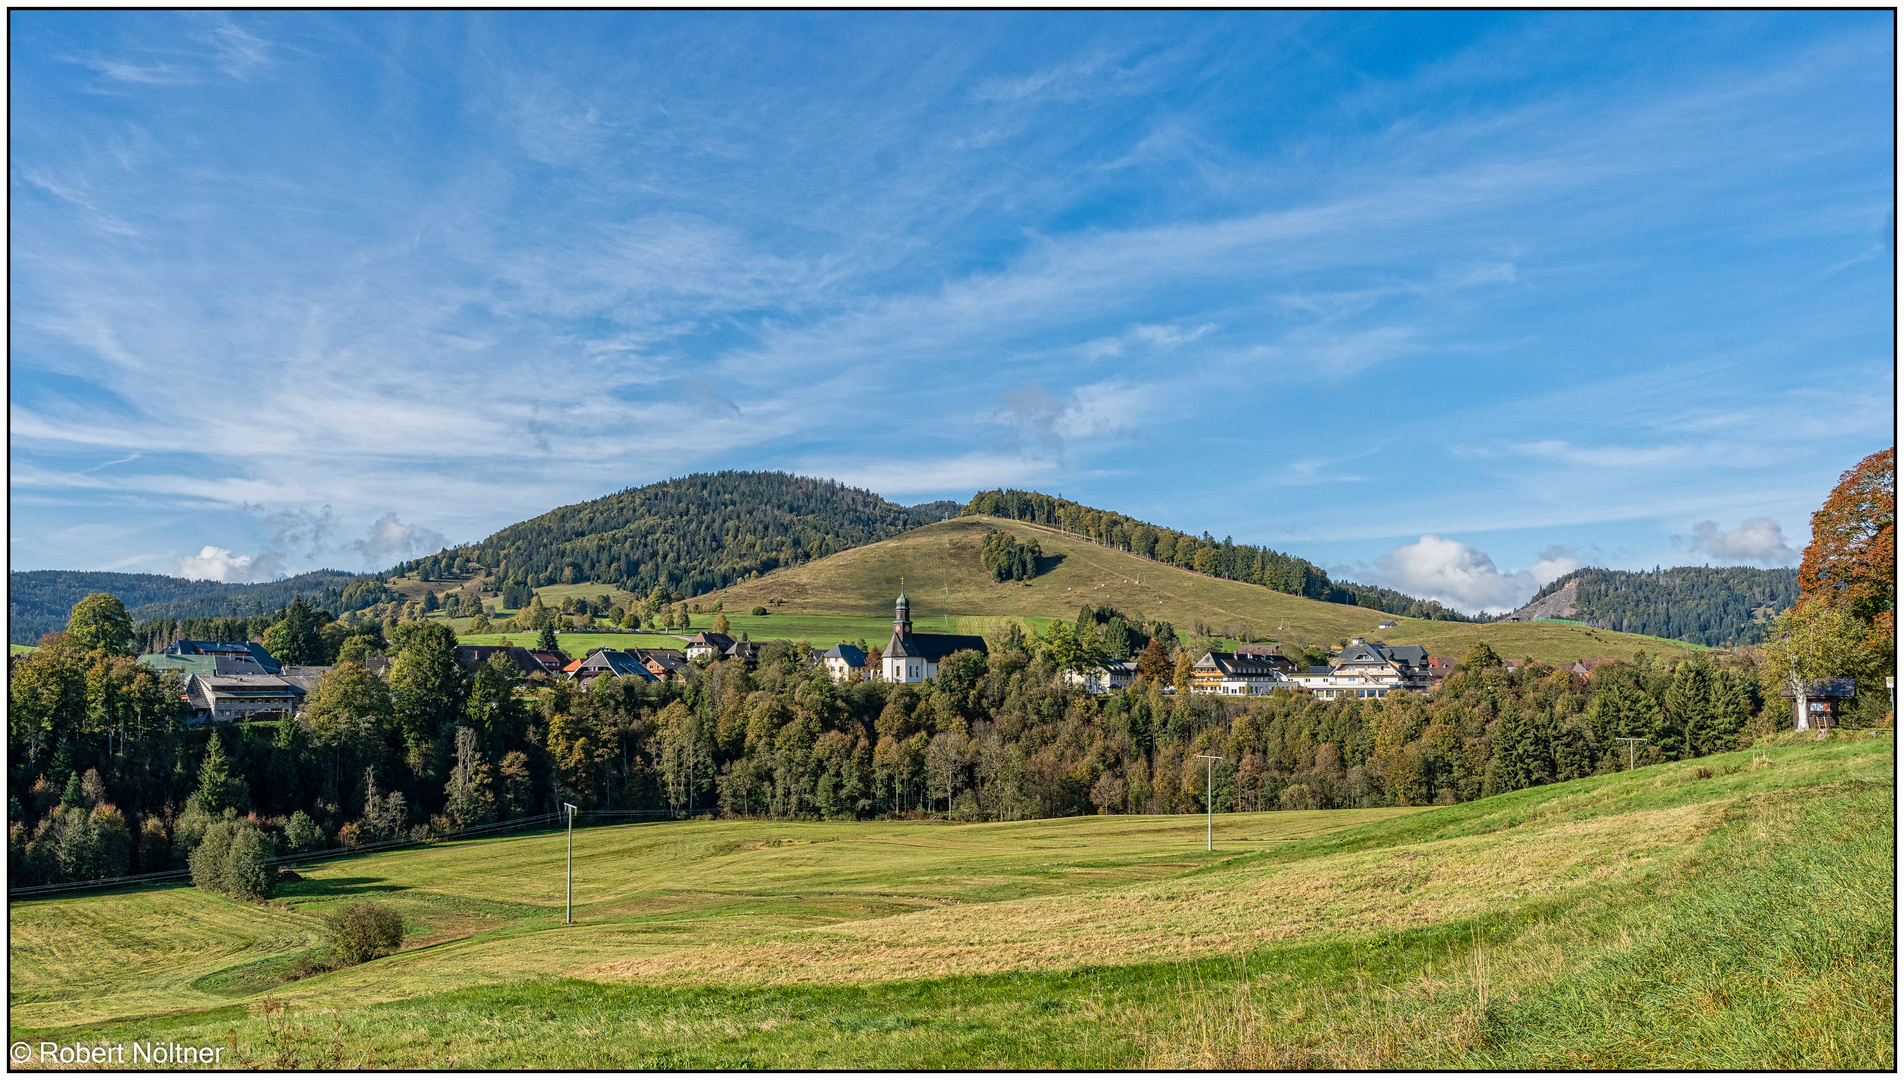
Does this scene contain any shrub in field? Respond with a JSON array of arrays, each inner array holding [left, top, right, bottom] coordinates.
[[323, 902, 405, 964], [751, 606, 769, 616], [222, 827, 277, 900], [282, 811, 326, 853], [189, 820, 277, 901]]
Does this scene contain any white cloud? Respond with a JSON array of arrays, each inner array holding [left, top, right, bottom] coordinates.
[[350, 514, 451, 563], [1681, 517, 1798, 565], [176, 545, 284, 583], [820, 453, 1058, 498], [1370, 534, 1578, 616]]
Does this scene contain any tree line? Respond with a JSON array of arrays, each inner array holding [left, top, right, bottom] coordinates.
[[11, 592, 1816, 892], [962, 489, 1474, 621]]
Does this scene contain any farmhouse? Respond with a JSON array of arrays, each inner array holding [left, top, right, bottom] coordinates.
[[574, 648, 654, 685], [879, 590, 987, 684], [685, 632, 734, 661], [1064, 658, 1138, 694], [1292, 641, 1434, 699], [457, 644, 555, 678], [818, 642, 869, 683], [636, 648, 688, 680], [1188, 651, 1289, 696]]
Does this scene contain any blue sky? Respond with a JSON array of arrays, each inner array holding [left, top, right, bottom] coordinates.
[[9, 12, 1894, 613]]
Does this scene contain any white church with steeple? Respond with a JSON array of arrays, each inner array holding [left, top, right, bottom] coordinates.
[[879, 586, 989, 684]]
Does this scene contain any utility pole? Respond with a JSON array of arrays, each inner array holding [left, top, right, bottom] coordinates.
[[1613, 737, 1648, 771], [1197, 755, 1226, 851], [563, 802, 578, 924]]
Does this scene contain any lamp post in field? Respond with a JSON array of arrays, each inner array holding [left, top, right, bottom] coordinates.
[[1613, 737, 1648, 772], [1196, 755, 1226, 851], [563, 802, 578, 924]]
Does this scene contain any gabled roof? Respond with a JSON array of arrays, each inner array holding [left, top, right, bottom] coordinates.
[[577, 648, 650, 678], [635, 648, 688, 671], [457, 645, 552, 678], [1194, 651, 1286, 678], [885, 632, 988, 663], [822, 643, 868, 666], [687, 632, 734, 650]]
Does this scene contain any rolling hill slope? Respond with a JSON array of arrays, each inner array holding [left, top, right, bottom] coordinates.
[[693, 518, 1701, 662]]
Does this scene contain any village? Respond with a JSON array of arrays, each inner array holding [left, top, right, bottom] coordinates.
[[138, 587, 1649, 726]]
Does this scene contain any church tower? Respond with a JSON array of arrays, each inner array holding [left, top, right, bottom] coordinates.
[[893, 586, 912, 638]]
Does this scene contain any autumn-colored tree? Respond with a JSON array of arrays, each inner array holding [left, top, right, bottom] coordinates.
[[1135, 637, 1172, 685], [1798, 446, 1895, 646], [1172, 649, 1196, 693]]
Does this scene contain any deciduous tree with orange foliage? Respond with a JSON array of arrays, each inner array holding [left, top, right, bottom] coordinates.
[[1798, 446, 1895, 648]]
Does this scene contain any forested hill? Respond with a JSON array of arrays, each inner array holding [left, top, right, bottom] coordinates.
[[961, 489, 1474, 621], [463, 472, 956, 599], [1509, 565, 1800, 646], [9, 569, 367, 646]]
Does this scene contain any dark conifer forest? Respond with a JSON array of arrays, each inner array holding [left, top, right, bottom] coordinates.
[[1521, 566, 1800, 646]]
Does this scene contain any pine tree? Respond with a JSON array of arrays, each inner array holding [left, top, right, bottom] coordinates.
[[194, 732, 247, 813], [537, 625, 559, 653]]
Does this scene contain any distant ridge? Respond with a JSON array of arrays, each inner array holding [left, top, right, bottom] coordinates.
[[8, 569, 364, 646], [1499, 565, 1799, 646]]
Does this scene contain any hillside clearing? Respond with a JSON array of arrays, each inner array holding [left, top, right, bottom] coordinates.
[[691, 519, 1702, 663]]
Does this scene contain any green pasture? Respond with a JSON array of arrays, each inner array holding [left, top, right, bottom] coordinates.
[[454, 632, 689, 654], [10, 644, 37, 656], [8, 732, 1891, 1068]]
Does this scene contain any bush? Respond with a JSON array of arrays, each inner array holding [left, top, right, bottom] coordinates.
[[188, 820, 237, 891], [222, 827, 277, 900], [189, 819, 277, 901], [323, 901, 405, 964], [751, 606, 769, 616], [282, 811, 326, 853]]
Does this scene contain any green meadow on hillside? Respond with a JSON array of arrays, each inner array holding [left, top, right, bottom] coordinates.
[[691, 518, 1702, 663], [9, 732, 1889, 1069]]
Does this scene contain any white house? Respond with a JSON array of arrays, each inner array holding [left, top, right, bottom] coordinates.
[[1064, 658, 1138, 694], [818, 642, 870, 683], [1290, 642, 1433, 700], [1188, 651, 1291, 696]]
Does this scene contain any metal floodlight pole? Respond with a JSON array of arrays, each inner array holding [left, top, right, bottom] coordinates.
[[1613, 737, 1648, 772], [563, 802, 578, 924], [1197, 755, 1226, 851]]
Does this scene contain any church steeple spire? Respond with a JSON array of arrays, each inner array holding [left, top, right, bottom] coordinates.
[[894, 581, 911, 638]]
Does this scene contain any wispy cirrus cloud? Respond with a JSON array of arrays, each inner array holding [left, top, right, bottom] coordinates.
[[7, 11, 1890, 582]]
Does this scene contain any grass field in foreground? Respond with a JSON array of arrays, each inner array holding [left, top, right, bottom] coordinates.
[[8, 733, 1890, 1069]]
